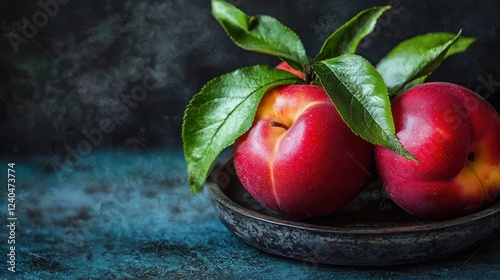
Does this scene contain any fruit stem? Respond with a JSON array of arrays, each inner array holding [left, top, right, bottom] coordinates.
[[468, 152, 475, 162], [270, 120, 289, 130], [304, 70, 313, 85]]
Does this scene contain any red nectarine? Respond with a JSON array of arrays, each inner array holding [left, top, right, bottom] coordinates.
[[375, 82, 500, 219], [234, 84, 374, 218]]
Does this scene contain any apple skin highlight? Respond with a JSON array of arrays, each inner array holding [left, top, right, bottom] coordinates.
[[375, 82, 500, 219], [234, 85, 374, 218]]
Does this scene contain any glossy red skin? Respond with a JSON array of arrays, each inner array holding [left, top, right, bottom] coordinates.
[[375, 82, 500, 219], [276, 61, 305, 79], [234, 85, 374, 218]]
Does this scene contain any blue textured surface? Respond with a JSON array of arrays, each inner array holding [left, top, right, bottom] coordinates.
[[0, 151, 498, 279]]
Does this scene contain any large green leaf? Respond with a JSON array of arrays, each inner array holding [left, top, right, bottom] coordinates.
[[376, 31, 474, 96], [314, 6, 390, 62], [313, 54, 414, 160], [212, 0, 309, 74], [182, 65, 301, 194]]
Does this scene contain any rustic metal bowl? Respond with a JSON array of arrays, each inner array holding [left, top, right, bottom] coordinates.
[[206, 162, 500, 266]]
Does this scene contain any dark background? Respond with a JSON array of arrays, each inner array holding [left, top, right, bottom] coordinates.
[[1, 0, 499, 157]]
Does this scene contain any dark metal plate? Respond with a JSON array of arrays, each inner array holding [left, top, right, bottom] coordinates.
[[206, 164, 500, 266]]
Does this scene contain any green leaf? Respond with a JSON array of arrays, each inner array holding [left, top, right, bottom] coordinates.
[[398, 36, 475, 92], [313, 54, 415, 160], [212, 0, 309, 73], [445, 36, 475, 58], [182, 65, 301, 194], [376, 31, 475, 96], [399, 35, 475, 93], [314, 6, 390, 62]]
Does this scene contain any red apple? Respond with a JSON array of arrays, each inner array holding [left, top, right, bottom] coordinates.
[[234, 84, 374, 218], [375, 82, 500, 219]]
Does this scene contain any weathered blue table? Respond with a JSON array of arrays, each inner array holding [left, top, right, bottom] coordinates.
[[1, 150, 498, 279]]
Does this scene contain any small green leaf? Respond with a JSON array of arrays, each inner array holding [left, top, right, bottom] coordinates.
[[398, 35, 475, 93], [212, 0, 309, 73], [377, 31, 475, 96], [182, 65, 301, 194], [444, 35, 475, 58], [313, 54, 415, 160], [314, 6, 390, 62], [398, 37, 475, 92]]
